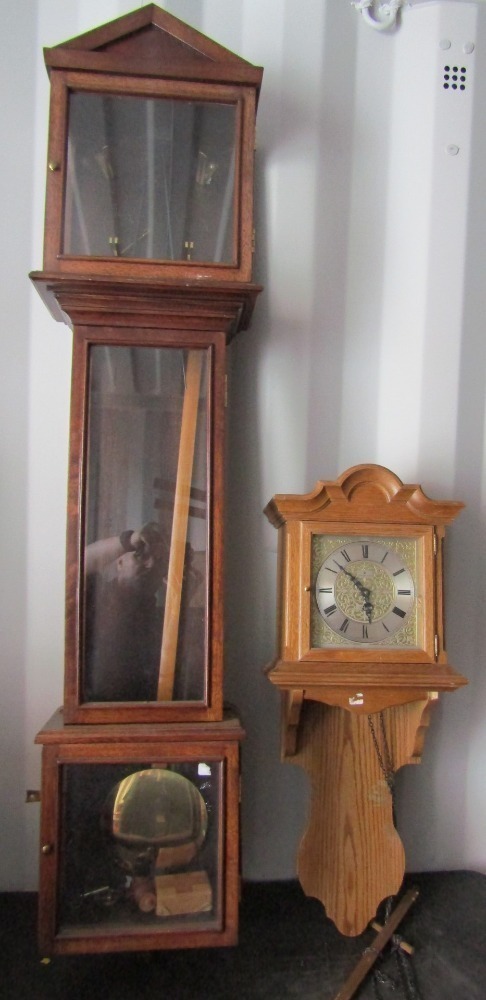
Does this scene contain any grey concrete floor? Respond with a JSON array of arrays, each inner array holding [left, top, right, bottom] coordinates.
[[1, 872, 484, 999]]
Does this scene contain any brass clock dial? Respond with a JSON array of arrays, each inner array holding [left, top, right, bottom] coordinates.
[[312, 536, 418, 648]]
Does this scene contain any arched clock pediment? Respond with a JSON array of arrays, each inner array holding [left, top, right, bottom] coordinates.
[[264, 463, 464, 527]]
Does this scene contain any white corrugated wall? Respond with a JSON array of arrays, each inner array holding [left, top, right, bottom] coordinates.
[[1, 0, 485, 889]]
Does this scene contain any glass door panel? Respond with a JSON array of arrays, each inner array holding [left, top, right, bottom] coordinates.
[[82, 344, 208, 704], [64, 92, 237, 264], [59, 760, 223, 936]]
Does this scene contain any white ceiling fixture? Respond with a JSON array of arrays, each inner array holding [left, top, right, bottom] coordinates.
[[352, 0, 486, 33], [351, 0, 408, 32]]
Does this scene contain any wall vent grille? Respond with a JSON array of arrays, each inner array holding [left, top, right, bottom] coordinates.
[[443, 65, 467, 91]]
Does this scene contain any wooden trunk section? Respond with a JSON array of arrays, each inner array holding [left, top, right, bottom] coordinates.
[[286, 698, 432, 937]]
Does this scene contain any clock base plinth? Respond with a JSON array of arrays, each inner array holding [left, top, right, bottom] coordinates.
[[285, 698, 433, 937], [35, 710, 244, 956]]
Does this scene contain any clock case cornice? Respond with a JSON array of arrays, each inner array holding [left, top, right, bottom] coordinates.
[[29, 273, 261, 341]]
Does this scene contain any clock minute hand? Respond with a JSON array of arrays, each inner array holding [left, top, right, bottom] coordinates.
[[343, 568, 374, 623], [343, 567, 369, 597]]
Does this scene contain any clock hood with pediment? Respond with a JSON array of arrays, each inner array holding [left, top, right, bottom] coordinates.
[[43, 3, 263, 91]]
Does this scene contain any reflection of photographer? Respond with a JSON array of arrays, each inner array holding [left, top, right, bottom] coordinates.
[[84, 523, 168, 702], [83, 523, 205, 703], [85, 523, 167, 595]]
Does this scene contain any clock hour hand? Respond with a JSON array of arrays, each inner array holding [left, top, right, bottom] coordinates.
[[363, 598, 374, 624]]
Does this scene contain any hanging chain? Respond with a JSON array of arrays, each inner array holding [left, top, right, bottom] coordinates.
[[367, 712, 397, 896], [372, 966, 400, 998], [395, 945, 423, 1000], [367, 711, 395, 792], [370, 935, 423, 1000]]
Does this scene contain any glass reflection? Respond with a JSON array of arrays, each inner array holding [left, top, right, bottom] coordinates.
[[102, 769, 208, 867], [64, 92, 237, 263], [82, 345, 208, 704], [59, 762, 221, 930]]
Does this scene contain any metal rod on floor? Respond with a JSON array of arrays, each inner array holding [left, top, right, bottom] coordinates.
[[333, 887, 419, 1000]]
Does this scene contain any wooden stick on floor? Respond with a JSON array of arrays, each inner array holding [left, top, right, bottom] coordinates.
[[333, 887, 419, 1000], [370, 921, 414, 955], [157, 350, 203, 702]]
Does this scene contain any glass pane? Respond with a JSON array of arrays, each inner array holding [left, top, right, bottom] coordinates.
[[59, 761, 222, 935], [64, 92, 237, 263], [82, 345, 208, 704]]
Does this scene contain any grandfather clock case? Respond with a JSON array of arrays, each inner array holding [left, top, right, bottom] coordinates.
[[32, 5, 262, 955]]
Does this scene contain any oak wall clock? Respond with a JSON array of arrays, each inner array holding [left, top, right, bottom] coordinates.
[[264, 464, 467, 936], [32, 5, 262, 955]]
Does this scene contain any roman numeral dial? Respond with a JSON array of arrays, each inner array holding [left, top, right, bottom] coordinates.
[[314, 538, 416, 646]]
